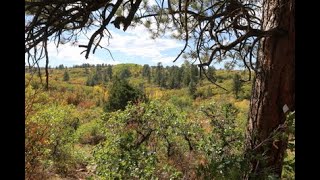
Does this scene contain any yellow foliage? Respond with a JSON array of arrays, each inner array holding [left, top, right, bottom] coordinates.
[[93, 85, 104, 94], [145, 87, 164, 99], [153, 90, 164, 99], [234, 99, 249, 111], [104, 91, 109, 101]]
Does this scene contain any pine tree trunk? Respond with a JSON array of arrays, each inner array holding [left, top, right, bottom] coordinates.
[[245, 0, 295, 178]]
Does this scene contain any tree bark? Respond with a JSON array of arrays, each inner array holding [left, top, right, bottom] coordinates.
[[245, 0, 295, 178]]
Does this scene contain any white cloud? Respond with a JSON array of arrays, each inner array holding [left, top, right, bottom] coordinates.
[[30, 41, 121, 67], [52, 44, 120, 65], [26, 18, 185, 67], [144, 0, 158, 6], [104, 25, 184, 65]]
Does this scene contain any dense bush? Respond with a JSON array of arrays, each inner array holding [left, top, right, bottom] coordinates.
[[26, 104, 79, 178], [196, 102, 246, 179], [94, 100, 203, 179], [104, 78, 147, 112]]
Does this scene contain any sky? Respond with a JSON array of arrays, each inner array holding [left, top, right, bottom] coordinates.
[[38, 25, 189, 68], [27, 24, 230, 69], [25, 17, 227, 69], [31, 0, 191, 68], [24, 1, 235, 69]]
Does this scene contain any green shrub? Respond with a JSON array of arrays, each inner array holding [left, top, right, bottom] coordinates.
[[196, 102, 245, 179], [104, 78, 147, 112], [94, 100, 202, 179], [26, 104, 79, 176], [75, 119, 105, 145], [169, 95, 192, 110]]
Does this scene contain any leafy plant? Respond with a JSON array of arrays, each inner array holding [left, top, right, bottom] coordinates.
[[63, 70, 70, 81], [75, 119, 105, 145], [26, 104, 79, 177], [94, 100, 202, 179], [104, 78, 147, 112], [196, 102, 245, 179]]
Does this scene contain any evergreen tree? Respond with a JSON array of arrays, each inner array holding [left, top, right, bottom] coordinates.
[[142, 64, 151, 83], [188, 79, 197, 98], [160, 71, 167, 88], [182, 61, 191, 87], [63, 70, 70, 81], [119, 67, 131, 79], [232, 73, 242, 99], [104, 78, 147, 112], [167, 66, 182, 89], [154, 62, 163, 87], [106, 64, 113, 80], [142, 64, 150, 77], [58, 64, 64, 69], [190, 64, 199, 84]]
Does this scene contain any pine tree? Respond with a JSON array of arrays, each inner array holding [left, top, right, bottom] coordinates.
[[63, 70, 70, 81], [106, 65, 113, 80], [154, 62, 163, 87], [104, 78, 146, 112], [232, 73, 242, 99], [188, 80, 197, 98]]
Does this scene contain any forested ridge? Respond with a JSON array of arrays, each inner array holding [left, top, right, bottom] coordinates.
[[25, 63, 294, 179]]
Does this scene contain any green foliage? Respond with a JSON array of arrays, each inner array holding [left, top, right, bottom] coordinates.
[[104, 78, 147, 112], [58, 64, 65, 69], [63, 70, 70, 81], [75, 119, 105, 145], [142, 64, 151, 81], [25, 64, 283, 179], [119, 67, 132, 79], [182, 60, 191, 86], [196, 102, 245, 179], [154, 62, 164, 87], [232, 73, 242, 99], [169, 95, 192, 110], [106, 64, 113, 80], [205, 86, 214, 98], [282, 111, 295, 179], [85, 65, 113, 86], [166, 66, 179, 89], [26, 104, 79, 176], [113, 63, 141, 79], [206, 66, 217, 82], [95, 100, 198, 179], [188, 79, 197, 97], [86, 73, 99, 86], [191, 64, 199, 84], [86, 69, 103, 86], [239, 83, 251, 100]]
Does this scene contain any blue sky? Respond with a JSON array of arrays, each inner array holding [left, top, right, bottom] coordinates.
[[26, 23, 191, 68], [25, 5, 232, 69], [27, 24, 230, 69], [25, 0, 260, 70]]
